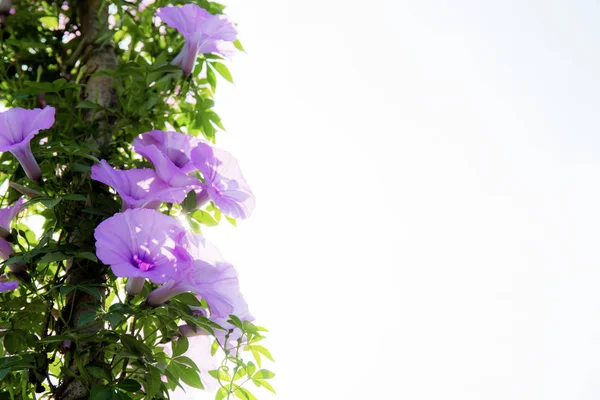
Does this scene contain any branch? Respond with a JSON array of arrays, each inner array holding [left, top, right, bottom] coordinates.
[[54, 1, 117, 399]]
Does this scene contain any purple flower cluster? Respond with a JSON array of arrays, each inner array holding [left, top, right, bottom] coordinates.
[[93, 129, 255, 219], [94, 128, 256, 331]]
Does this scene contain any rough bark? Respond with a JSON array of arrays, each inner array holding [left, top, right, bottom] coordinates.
[[54, 1, 117, 399]]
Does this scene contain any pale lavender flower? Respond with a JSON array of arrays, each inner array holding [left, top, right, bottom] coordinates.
[[0, 198, 25, 273], [156, 4, 237, 75], [0, 106, 55, 182], [94, 209, 186, 289], [91, 160, 192, 210], [0, 197, 25, 241], [133, 130, 202, 187], [191, 143, 255, 219], [147, 233, 249, 319]]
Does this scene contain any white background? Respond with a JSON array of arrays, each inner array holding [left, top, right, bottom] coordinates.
[[180, 1, 600, 399]]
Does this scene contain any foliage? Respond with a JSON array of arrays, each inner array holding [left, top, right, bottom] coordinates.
[[0, 0, 274, 399]]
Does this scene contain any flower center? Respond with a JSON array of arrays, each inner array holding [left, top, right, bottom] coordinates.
[[132, 254, 154, 272], [166, 148, 189, 168]]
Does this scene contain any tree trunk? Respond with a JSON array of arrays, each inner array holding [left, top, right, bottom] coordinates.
[[54, 1, 117, 399]]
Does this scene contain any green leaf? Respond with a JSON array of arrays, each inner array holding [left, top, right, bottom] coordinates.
[[211, 62, 233, 83], [105, 312, 122, 328], [173, 356, 199, 370], [253, 369, 275, 380], [144, 366, 162, 398], [233, 39, 245, 52], [40, 16, 59, 29], [208, 368, 231, 382], [170, 362, 204, 389], [71, 163, 91, 172], [38, 252, 70, 263], [76, 100, 103, 109], [181, 190, 197, 213], [251, 345, 275, 362], [225, 216, 237, 227], [38, 335, 72, 344], [52, 78, 67, 90], [235, 388, 257, 400], [39, 197, 62, 209], [75, 252, 98, 262], [215, 387, 228, 400], [120, 334, 155, 361], [62, 194, 88, 201], [79, 311, 97, 326], [227, 314, 243, 329], [151, 64, 182, 73], [77, 286, 103, 300], [191, 210, 219, 226], [3, 331, 27, 354], [255, 380, 276, 394], [117, 379, 141, 393], [233, 367, 246, 381], [86, 365, 112, 382], [211, 338, 219, 356], [89, 385, 114, 400], [249, 347, 262, 368], [172, 335, 189, 358], [171, 292, 202, 306], [24, 81, 55, 93], [213, 207, 222, 222], [207, 67, 217, 93], [246, 361, 256, 377]]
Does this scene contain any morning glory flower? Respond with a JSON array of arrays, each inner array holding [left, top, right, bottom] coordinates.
[[156, 4, 237, 75], [91, 160, 192, 210], [146, 234, 249, 319], [191, 142, 255, 219], [0, 106, 55, 182], [156, 259, 244, 318], [133, 130, 201, 188], [94, 209, 186, 295], [0, 198, 26, 273], [0, 277, 18, 293]]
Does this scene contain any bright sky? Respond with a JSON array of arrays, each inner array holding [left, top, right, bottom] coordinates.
[[181, 1, 600, 399]]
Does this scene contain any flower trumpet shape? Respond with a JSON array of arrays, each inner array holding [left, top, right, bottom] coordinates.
[[94, 209, 186, 294], [91, 160, 192, 210], [157, 4, 237, 75], [0, 106, 55, 182]]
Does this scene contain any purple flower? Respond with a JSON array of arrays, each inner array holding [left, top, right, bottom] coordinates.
[[191, 143, 255, 219], [0, 279, 18, 293], [91, 160, 192, 210], [146, 234, 249, 319], [0, 198, 25, 272], [156, 4, 237, 75], [0, 106, 55, 182], [133, 130, 201, 188], [94, 209, 186, 286]]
